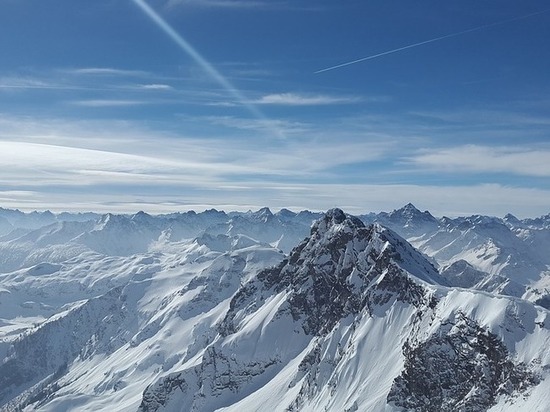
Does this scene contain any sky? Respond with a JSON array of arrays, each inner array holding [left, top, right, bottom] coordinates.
[[0, 0, 549, 217]]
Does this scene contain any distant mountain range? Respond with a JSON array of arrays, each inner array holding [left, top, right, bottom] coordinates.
[[0, 205, 548, 411]]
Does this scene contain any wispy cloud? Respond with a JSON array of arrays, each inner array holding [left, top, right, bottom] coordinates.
[[253, 92, 361, 106], [0, 140, 241, 189], [216, 61, 279, 80], [138, 83, 173, 90], [0, 75, 87, 92], [64, 67, 149, 77], [242, 140, 393, 175], [0, 115, 393, 187], [0, 71, 171, 94], [406, 145, 550, 177], [200, 115, 311, 135], [411, 109, 550, 127], [1, 103, 549, 217], [204, 101, 239, 107], [0, 76, 54, 90], [164, 0, 324, 11], [70, 99, 150, 107]]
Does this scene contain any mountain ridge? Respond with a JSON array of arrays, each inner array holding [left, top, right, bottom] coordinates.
[[0, 205, 549, 411]]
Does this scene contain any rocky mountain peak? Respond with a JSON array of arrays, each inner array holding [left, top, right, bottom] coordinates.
[[250, 207, 274, 223], [223, 210, 440, 337], [402, 202, 419, 212], [378, 203, 439, 237], [94, 213, 130, 230], [310, 208, 365, 236], [323, 207, 347, 223], [503, 213, 520, 224], [275, 208, 296, 220], [389, 203, 436, 222]]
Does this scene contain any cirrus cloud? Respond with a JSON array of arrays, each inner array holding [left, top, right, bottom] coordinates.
[[253, 92, 361, 106], [406, 145, 550, 177]]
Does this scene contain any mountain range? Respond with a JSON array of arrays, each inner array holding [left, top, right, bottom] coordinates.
[[0, 205, 548, 411]]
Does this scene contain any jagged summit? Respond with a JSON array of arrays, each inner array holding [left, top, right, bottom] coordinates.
[[504, 212, 519, 222], [255, 206, 273, 215], [388, 202, 436, 221], [223, 208, 443, 337], [249, 207, 274, 223], [94, 212, 129, 229], [396, 202, 420, 213], [202, 208, 226, 218], [310, 207, 364, 235], [322, 207, 347, 223], [297, 208, 446, 290], [378, 203, 439, 237]]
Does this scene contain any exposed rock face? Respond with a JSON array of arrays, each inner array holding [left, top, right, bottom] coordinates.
[[388, 313, 539, 412], [375, 203, 440, 238], [137, 348, 281, 412], [138, 373, 186, 412]]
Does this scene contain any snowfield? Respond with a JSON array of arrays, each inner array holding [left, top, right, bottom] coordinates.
[[0, 206, 548, 411]]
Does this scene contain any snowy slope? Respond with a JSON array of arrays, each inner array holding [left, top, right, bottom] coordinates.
[[0, 207, 549, 411], [370, 204, 550, 306], [0, 234, 284, 411]]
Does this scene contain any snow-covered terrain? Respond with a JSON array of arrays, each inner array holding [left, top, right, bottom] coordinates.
[[0, 206, 548, 411], [369, 204, 550, 307]]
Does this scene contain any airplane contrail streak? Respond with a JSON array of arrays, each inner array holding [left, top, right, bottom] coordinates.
[[132, 0, 285, 138], [315, 8, 550, 74]]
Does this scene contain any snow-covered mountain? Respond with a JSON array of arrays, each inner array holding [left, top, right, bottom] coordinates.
[[0, 233, 285, 410], [370, 204, 550, 308], [0, 206, 549, 411], [136, 209, 549, 412], [0, 208, 318, 275]]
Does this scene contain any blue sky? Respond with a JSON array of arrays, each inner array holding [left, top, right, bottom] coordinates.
[[0, 0, 549, 217]]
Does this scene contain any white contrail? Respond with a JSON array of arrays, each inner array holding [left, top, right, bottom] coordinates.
[[132, 0, 284, 138], [315, 8, 550, 74]]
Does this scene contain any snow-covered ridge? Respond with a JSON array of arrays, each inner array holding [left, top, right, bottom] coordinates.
[[361, 203, 550, 307], [1, 203, 548, 306], [0, 208, 320, 274], [0, 203, 548, 304], [0, 206, 549, 411]]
